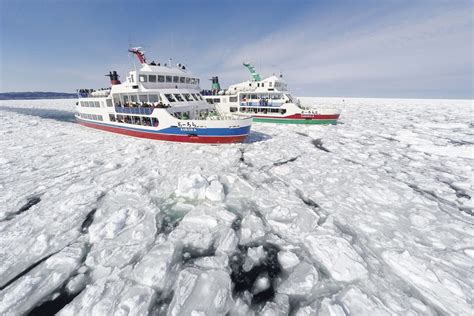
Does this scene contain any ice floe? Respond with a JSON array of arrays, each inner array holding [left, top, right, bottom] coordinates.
[[0, 98, 472, 315]]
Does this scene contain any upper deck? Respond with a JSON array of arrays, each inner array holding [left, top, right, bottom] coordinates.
[[78, 48, 201, 98]]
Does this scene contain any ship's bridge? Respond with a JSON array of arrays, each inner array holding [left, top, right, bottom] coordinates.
[[122, 63, 201, 91], [227, 75, 288, 94]]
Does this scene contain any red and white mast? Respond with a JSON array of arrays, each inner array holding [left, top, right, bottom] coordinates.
[[128, 47, 147, 64]]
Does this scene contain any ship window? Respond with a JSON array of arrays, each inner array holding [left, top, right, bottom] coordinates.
[[164, 94, 175, 102], [196, 78, 200, 85], [95, 101, 100, 107], [179, 77, 185, 83], [251, 94, 258, 99], [240, 94, 247, 100], [166, 76, 172, 82], [280, 109, 287, 114], [139, 75, 147, 82], [123, 95, 129, 103], [207, 99, 214, 104], [230, 96, 238, 102], [230, 107, 237, 112], [151, 117, 159, 127], [149, 94, 159, 102], [269, 82, 273, 87], [183, 94, 193, 101], [130, 95, 138, 102], [158, 75, 165, 82], [109, 114, 116, 121], [173, 76, 179, 83], [185, 77, 190, 84], [213, 98, 220, 103], [131, 74, 134, 82], [257, 83, 260, 87], [141, 117, 151, 126], [149, 75, 157, 82], [174, 94, 184, 102], [139, 94, 148, 102], [190, 78, 196, 84], [106, 99, 113, 107]]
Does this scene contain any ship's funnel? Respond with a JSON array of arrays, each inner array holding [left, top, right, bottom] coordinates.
[[210, 76, 221, 91], [106, 71, 121, 85]]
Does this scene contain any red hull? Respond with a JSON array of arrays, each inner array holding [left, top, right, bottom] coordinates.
[[77, 120, 248, 144]]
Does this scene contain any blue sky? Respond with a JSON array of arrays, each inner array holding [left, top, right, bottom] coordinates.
[[1, 0, 472, 98]]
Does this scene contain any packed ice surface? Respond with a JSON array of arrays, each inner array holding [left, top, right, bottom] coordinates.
[[0, 97, 473, 315]]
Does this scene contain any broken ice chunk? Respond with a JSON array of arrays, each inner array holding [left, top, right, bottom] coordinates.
[[0, 242, 85, 315], [340, 287, 391, 315], [215, 228, 239, 256], [319, 298, 346, 316], [243, 246, 266, 272], [59, 279, 155, 316], [382, 250, 471, 315], [252, 272, 271, 295], [169, 205, 237, 255], [304, 235, 367, 282], [132, 240, 182, 294], [294, 304, 318, 316], [167, 268, 233, 316], [277, 262, 318, 300], [205, 180, 225, 202], [260, 293, 289, 316], [175, 174, 209, 200], [277, 251, 300, 273], [240, 214, 266, 245]]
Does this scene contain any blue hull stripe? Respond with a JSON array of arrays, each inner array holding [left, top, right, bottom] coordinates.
[[76, 118, 251, 137]]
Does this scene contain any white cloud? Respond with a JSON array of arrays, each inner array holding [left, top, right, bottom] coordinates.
[[200, 2, 473, 97]]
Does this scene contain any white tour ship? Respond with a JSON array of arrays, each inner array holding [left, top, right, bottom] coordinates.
[[203, 63, 340, 124], [75, 48, 252, 143]]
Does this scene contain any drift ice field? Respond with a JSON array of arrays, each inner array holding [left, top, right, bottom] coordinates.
[[0, 97, 472, 315]]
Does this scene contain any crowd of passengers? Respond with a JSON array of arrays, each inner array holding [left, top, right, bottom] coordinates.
[[110, 114, 159, 127], [115, 101, 170, 108]]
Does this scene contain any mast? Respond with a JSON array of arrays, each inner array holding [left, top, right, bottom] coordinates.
[[242, 62, 262, 82]]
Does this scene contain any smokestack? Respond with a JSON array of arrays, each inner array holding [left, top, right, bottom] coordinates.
[[106, 71, 121, 85]]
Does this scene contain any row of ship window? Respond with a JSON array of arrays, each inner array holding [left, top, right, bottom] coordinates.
[[230, 107, 287, 114], [109, 114, 159, 126], [113, 93, 203, 104], [80, 101, 102, 107], [78, 113, 104, 121], [80, 100, 113, 107], [138, 74, 200, 85]]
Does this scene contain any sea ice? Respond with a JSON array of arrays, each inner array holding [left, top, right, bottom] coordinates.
[[167, 268, 233, 316], [1, 97, 472, 315], [304, 235, 367, 282]]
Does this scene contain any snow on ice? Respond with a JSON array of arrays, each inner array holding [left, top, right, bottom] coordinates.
[[0, 97, 473, 315]]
